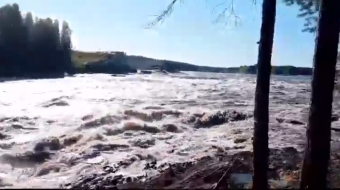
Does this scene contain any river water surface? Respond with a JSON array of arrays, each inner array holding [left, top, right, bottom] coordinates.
[[0, 72, 338, 188]]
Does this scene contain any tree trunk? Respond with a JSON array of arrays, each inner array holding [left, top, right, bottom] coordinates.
[[252, 0, 276, 189], [300, 0, 340, 189]]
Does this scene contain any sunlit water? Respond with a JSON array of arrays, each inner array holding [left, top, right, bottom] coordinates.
[[0, 72, 338, 188]]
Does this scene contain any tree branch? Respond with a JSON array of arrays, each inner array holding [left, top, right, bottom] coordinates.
[[145, 0, 180, 28], [146, 0, 257, 29]]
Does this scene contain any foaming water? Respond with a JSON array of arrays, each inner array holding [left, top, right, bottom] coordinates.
[[0, 72, 332, 188]]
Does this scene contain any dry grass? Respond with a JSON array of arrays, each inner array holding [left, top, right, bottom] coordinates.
[[71, 51, 111, 66]]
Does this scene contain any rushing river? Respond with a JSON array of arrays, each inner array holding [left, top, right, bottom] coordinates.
[[0, 72, 338, 188]]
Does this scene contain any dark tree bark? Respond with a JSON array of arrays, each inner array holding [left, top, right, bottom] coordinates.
[[300, 0, 340, 189], [252, 0, 276, 189]]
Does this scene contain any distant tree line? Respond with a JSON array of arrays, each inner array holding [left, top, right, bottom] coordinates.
[[157, 61, 313, 75], [0, 3, 73, 78], [238, 65, 313, 75]]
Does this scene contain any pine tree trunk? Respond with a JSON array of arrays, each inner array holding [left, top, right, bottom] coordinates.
[[300, 0, 340, 189], [252, 0, 276, 189]]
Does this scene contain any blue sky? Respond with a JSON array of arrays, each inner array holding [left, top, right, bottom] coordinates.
[[3, 0, 316, 67]]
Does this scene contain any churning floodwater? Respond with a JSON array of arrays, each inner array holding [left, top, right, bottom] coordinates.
[[0, 71, 339, 188]]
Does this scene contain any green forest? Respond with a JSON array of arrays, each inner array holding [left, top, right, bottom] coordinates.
[[0, 3, 73, 78]]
